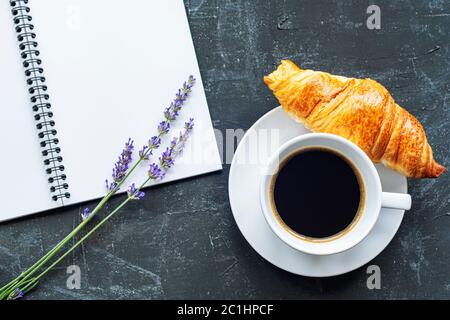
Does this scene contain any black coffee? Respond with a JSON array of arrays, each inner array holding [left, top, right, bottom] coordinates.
[[271, 148, 363, 239]]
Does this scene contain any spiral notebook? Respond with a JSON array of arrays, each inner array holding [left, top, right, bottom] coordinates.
[[0, 0, 222, 222]]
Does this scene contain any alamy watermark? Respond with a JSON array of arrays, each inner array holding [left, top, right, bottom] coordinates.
[[366, 5, 381, 30], [169, 127, 283, 175], [366, 265, 381, 289], [66, 4, 81, 31], [66, 265, 81, 290]]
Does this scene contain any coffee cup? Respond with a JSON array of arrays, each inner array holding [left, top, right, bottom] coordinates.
[[259, 133, 411, 256]]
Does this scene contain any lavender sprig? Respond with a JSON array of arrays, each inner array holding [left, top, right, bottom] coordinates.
[[138, 75, 196, 160], [10, 123, 196, 299]]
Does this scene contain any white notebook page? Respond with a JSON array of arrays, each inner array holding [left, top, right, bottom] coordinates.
[[0, 0, 221, 221]]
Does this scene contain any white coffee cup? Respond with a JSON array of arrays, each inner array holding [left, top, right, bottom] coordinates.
[[259, 133, 411, 256]]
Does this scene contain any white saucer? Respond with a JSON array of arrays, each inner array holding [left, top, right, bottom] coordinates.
[[228, 106, 407, 277]]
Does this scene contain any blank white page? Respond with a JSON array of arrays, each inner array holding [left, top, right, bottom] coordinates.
[[1, 0, 221, 219], [0, 1, 60, 221]]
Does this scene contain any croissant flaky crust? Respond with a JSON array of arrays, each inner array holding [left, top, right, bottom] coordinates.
[[264, 60, 445, 178]]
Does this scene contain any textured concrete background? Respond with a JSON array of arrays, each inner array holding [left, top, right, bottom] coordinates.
[[0, 0, 449, 299]]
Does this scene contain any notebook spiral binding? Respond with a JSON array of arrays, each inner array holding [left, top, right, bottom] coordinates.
[[10, 0, 70, 203]]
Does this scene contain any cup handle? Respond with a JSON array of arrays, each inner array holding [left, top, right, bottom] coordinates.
[[381, 192, 412, 211]]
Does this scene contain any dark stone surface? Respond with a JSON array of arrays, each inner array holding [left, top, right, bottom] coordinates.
[[0, 0, 449, 299]]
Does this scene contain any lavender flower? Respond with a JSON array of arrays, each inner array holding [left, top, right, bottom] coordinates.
[[158, 119, 195, 170], [159, 147, 175, 169], [169, 136, 178, 149], [81, 208, 91, 221], [12, 288, 24, 300], [164, 75, 196, 121], [148, 136, 161, 149], [127, 184, 145, 200], [106, 138, 134, 191], [163, 107, 178, 121], [139, 145, 149, 160], [148, 163, 165, 180], [138, 76, 196, 160], [184, 118, 194, 131], [139, 136, 161, 160], [157, 121, 170, 135], [172, 119, 195, 155]]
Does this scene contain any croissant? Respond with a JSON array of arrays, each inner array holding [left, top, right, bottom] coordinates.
[[264, 60, 445, 178]]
